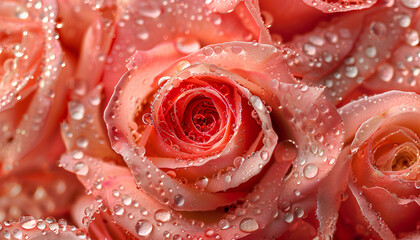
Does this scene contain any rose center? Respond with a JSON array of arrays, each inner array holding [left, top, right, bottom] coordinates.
[[392, 146, 418, 171]]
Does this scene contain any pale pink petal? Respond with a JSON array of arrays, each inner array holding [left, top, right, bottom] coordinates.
[[302, 0, 376, 13], [316, 146, 352, 239], [348, 180, 396, 240], [286, 1, 419, 104], [102, 0, 267, 102], [0, 217, 86, 240]]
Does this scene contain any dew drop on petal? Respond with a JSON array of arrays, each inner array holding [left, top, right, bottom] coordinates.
[[303, 163, 318, 179], [365, 45, 377, 58], [283, 212, 294, 223], [154, 209, 171, 223], [176, 37, 200, 54], [402, 0, 420, 8], [73, 162, 88, 176], [405, 29, 419, 46], [303, 43, 316, 56], [69, 102, 85, 120], [174, 194, 184, 206], [196, 176, 209, 188], [345, 66, 358, 78], [135, 220, 153, 236], [378, 63, 394, 82], [19, 216, 36, 229], [239, 218, 259, 232], [370, 21, 387, 37], [114, 204, 124, 216], [218, 219, 229, 229]]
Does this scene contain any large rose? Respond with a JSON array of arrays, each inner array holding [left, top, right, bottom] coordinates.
[[262, 0, 420, 105], [60, 28, 344, 239], [316, 91, 420, 239], [0, 0, 74, 173]]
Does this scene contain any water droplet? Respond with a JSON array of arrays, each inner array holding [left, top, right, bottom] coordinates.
[[121, 195, 132, 205], [294, 207, 304, 218], [13, 229, 22, 239], [138, 2, 162, 18], [76, 137, 88, 148], [210, 13, 222, 25], [414, 180, 420, 189], [250, 95, 263, 110], [174, 194, 184, 206], [370, 21, 387, 37], [283, 212, 294, 223], [154, 209, 171, 223], [15, 6, 28, 19], [323, 51, 333, 63], [69, 101, 85, 120], [303, 43, 316, 56], [142, 113, 153, 125], [365, 45, 377, 58], [303, 163, 318, 179], [405, 29, 419, 46], [239, 218, 259, 232], [196, 176, 209, 188], [19, 216, 36, 229], [398, 14, 411, 27], [218, 219, 229, 229], [325, 32, 338, 43], [260, 150, 269, 161], [176, 37, 200, 54], [234, 156, 245, 168], [402, 0, 420, 8], [231, 46, 243, 54], [114, 204, 124, 215], [135, 220, 153, 236], [378, 63, 394, 82], [345, 66, 358, 78], [73, 162, 88, 176]]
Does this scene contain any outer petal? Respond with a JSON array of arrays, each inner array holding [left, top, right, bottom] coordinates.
[[286, 1, 419, 104], [0, 218, 87, 240], [0, 0, 74, 173], [102, 0, 267, 102]]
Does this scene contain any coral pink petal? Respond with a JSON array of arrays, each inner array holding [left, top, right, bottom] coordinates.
[[61, 141, 298, 239], [361, 186, 420, 234], [61, 85, 122, 163], [288, 1, 419, 104], [338, 91, 420, 147], [0, 0, 74, 173], [102, 0, 264, 102], [276, 83, 344, 203], [316, 146, 352, 239], [348, 180, 396, 240], [302, 0, 376, 13], [0, 218, 86, 240]]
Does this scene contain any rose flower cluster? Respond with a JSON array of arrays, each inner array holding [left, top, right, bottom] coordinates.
[[0, 0, 419, 239]]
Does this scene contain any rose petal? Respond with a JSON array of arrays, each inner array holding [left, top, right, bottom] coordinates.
[[102, 0, 266, 102], [347, 179, 396, 240], [0, 218, 86, 240], [287, 1, 419, 104], [315, 145, 352, 239], [302, 0, 376, 13]]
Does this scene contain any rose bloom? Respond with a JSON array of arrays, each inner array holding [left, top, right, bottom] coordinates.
[[56, 1, 344, 239], [316, 91, 420, 240], [262, 0, 420, 105]]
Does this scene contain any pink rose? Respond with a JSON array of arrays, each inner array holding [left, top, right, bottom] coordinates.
[[264, 0, 420, 105], [317, 91, 420, 239], [60, 24, 344, 238], [0, 0, 74, 173]]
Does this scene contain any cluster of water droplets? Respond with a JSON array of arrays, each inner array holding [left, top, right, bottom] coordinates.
[[0, 216, 87, 240]]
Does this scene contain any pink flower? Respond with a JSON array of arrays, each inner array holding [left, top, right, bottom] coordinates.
[[58, 1, 344, 237], [318, 91, 420, 239], [265, 0, 420, 106], [0, 0, 74, 173]]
